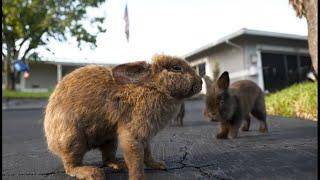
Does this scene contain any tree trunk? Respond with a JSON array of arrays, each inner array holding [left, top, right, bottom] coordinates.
[[11, 71, 16, 90], [305, 0, 318, 75], [4, 57, 12, 90], [4, 56, 16, 91], [290, 0, 318, 76]]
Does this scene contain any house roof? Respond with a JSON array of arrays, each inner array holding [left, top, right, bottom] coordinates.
[[183, 28, 308, 60]]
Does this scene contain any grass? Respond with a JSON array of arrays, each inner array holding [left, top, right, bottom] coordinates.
[[265, 81, 318, 121], [2, 82, 318, 120], [2, 90, 52, 99]]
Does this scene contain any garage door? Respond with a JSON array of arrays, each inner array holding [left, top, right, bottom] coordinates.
[[261, 52, 312, 92]]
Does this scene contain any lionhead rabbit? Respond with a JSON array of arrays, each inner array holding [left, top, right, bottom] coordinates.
[[203, 72, 268, 139], [44, 54, 202, 180]]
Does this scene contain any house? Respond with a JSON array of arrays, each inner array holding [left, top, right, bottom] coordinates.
[[184, 28, 313, 93], [10, 60, 115, 92], [4, 28, 313, 93]]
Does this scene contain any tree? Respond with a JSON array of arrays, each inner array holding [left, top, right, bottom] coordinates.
[[289, 0, 318, 76], [2, 0, 107, 90]]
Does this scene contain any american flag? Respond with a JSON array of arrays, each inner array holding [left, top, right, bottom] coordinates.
[[124, 3, 129, 42]]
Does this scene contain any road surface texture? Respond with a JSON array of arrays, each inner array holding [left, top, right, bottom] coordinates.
[[2, 100, 317, 180]]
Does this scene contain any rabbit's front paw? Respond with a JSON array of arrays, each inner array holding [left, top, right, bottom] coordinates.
[[145, 160, 166, 170], [241, 125, 249, 131], [216, 132, 228, 139], [105, 159, 127, 171], [259, 126, 268, 133]]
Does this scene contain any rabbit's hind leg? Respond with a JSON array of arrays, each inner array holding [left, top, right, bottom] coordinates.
[[62, 150, 105, 180], [241, 115, 251, 131], [251, 96, 268, 133]]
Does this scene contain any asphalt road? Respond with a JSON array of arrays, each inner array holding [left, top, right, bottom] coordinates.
[[2, 100, 318, 180]]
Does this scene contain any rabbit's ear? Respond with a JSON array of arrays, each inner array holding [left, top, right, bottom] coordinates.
[[217, 71, 229, 90], [112, 61, 151, 84]]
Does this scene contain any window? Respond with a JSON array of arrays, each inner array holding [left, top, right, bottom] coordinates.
[[261, 52, 312, 92], [286, 55, 299, 85], [192, 63, 206, 77], [198, 63, 206, 77]]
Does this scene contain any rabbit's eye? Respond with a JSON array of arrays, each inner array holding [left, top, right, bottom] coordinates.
[[216, 99, 224, 106], [171, 65, 183, 72]]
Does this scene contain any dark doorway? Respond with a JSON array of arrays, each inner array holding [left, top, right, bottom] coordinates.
[[261, 52, 312, 92], [198, 63, 206, 77], [286, 55, 299, 85]]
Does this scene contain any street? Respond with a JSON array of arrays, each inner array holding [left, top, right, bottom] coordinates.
[[2, 100, 318, 180]]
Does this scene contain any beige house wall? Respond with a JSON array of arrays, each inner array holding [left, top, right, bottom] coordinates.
[[189, 42, 246, 84], [23, 63, 57, 91]]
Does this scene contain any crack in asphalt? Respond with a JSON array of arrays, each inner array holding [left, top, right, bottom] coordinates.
[[3, 135, 232, 179], [197, 167, 232, 180], [164, 137, 232, 180]]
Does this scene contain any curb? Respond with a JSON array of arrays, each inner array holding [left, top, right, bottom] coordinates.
[[2, 98, 47, 111], [2, 106, 45, 111], [1, 97, 204, 111]]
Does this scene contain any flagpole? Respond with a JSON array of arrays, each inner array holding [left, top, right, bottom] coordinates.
[[124, 0, 129, 43], [124, 0, 130, 62]]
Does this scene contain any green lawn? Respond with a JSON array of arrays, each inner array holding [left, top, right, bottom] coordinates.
[[3, 90, 52, 99], [265, 81, 318, 121], [2, 82, 318, 120]]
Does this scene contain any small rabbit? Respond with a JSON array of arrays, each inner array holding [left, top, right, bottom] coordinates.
[[44, 54, 202, 180], [203, 72, 268, 139], [171, 102, 185, 126]]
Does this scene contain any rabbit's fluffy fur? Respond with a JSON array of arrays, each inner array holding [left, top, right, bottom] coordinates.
[[44, 54, 202, 180], [204, 72, 268, 139]]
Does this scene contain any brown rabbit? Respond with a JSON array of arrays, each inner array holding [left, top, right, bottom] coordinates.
[[204, 72, 268, 139], [44, 54, 202, 180], [171, 102, 185, 126]]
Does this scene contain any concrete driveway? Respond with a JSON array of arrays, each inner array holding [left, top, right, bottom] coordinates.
[[2, 100, 317, 180]]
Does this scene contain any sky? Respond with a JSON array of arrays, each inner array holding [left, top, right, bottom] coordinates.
[[37, 0, 308, 64]]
